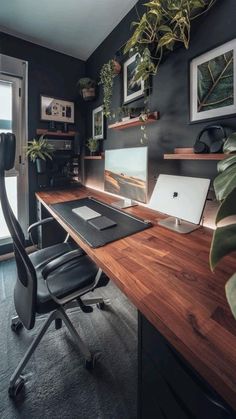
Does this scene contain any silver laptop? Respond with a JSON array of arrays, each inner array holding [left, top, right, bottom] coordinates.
[[148, 174, 210, 233]]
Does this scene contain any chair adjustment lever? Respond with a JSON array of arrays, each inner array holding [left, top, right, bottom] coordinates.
[[77, 297, 93, 313]]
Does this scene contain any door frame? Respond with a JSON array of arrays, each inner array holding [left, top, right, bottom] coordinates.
[[0, 54, 29, 246]]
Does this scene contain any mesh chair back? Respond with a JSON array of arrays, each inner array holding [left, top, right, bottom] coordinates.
[[0, 133, 37, 329]]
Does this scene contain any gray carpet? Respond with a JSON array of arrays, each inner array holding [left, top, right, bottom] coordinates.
[[0, 259, 137, 419]]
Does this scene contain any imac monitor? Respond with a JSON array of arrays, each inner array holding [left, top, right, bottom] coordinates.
[[148, 174, 210, 234], [104, 147, 148, 208]]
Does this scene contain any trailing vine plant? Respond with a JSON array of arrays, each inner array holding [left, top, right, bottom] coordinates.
[[99, 60, 121, 117], [99, 60, 115, 117], [140, 88, 151, 144], [124, 0, 217, 82]]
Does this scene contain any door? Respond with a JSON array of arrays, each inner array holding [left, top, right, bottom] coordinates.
[[0, 74, 28, 245]]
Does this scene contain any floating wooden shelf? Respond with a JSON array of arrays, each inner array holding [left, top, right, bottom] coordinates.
[[108, 112, 159, 130], [36, 129, 76, 137], [164, 148, 229, 160], [83, 154, 104, 160]]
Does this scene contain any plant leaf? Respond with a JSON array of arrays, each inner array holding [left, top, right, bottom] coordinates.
[[144, 1, 161, 7], [158, 33, 175, 48], [37, 151, 46, 160], [217, 155, 236, 173], [213, 164, 236, 201], [223, 132, 236, 153], [215, 188, 236, 224], [225, 273, 236, 320], [210, 224, 236, 270], [158, 25, 172, 32]]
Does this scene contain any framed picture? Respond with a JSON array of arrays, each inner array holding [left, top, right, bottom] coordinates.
[[92, 105, 104, 139], [123, 53, 145, 104], [40, 95, 75, 123], [190, 39, 236, 122]]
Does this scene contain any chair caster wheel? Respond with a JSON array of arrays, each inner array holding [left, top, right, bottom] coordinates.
[[8, 376, 25, 398], [85, 355, 96, 370], [97, 302, 105, 310], [11, 319, 23, 333]]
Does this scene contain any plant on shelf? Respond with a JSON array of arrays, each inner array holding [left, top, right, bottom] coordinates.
[[210, 132, 236, 318], [26, 136, 54, 174], [77, 77, 96, 101], [86, 138, 99, 156], [118, 106, 132, 121], [99, 59, 121, 118], [124, 0, 217, 82]]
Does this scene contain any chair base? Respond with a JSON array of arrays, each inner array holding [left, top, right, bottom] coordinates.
[[9, 303, 100, 398]]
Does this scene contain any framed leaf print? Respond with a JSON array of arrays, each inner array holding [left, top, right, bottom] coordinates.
[[92, 105, 104, 140], [123, 54, 145, 104], [190, 39, 236, 122]]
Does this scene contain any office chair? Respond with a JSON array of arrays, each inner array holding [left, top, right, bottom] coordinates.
[[0, 132, 108, 398]]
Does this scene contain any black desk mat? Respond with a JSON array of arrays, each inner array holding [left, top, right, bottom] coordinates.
[[50, 197, 152, 248]]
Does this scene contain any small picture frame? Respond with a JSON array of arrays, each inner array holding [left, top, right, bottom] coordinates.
[[190, 39, 236, 122], [92, 105, 104, 139], [123, 53, 145, 104], [40, 95, 75, 123]]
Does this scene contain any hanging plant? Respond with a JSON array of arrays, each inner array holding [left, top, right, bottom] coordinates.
[[77, 77, 96, 101], [210, 132, 236, 318], [124, 0, 217, 82], [99, 59, 121, 117]]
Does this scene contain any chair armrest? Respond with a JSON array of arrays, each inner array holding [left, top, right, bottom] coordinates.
[[41, 248, 85, 280], [27, 217, 54, 234]]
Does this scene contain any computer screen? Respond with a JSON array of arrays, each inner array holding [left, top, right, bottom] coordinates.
[[148, 174, 210, 233], [104, 147, 148, 204]]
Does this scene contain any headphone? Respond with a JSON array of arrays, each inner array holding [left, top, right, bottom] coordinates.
[[193, 125, 226, 154]]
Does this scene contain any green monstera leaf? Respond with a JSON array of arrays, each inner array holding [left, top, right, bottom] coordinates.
[[215, 188, 236, 224], [210, 224, 236, 270], [225, 273, 236, 320], [212, 130, 236, 320], [213, 163, 236, 201], [217, 155, 236, 173], [223, 132, 236, 154]]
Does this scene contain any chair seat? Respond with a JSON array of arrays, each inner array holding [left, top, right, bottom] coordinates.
[[29, 242, 79, 270], [29, 243, 98, 314]]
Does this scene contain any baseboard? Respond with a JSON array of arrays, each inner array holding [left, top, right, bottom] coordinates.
[[0, 246, 36, 262]]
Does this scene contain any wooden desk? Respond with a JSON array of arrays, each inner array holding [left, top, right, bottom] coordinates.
[[36, 186, 236, 412]]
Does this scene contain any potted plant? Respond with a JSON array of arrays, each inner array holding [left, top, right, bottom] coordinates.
[[86, 138, 99, 156], [124, 0, 216, 83], [210, 132, 236, 318], [100, 59, 121, 117], [77, 77, 96, 101], [26, 136, 54, 173], [118, 106, 132, 122]]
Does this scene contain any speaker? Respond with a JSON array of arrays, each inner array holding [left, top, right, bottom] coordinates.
[[193, 125, 226, 154]]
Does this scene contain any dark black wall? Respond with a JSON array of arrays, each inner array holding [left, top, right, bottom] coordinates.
[[85, 0, 236, 198], [0, 32, 85, 225]]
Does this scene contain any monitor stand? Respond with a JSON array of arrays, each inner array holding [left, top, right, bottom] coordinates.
[[112, 198, 138, 209], [158, 217, 200, 234]]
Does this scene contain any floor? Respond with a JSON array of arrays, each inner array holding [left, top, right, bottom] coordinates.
[[0, 259, 137, 419]]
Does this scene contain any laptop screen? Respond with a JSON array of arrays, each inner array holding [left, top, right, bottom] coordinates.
[[148, 174, 210, 225]]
